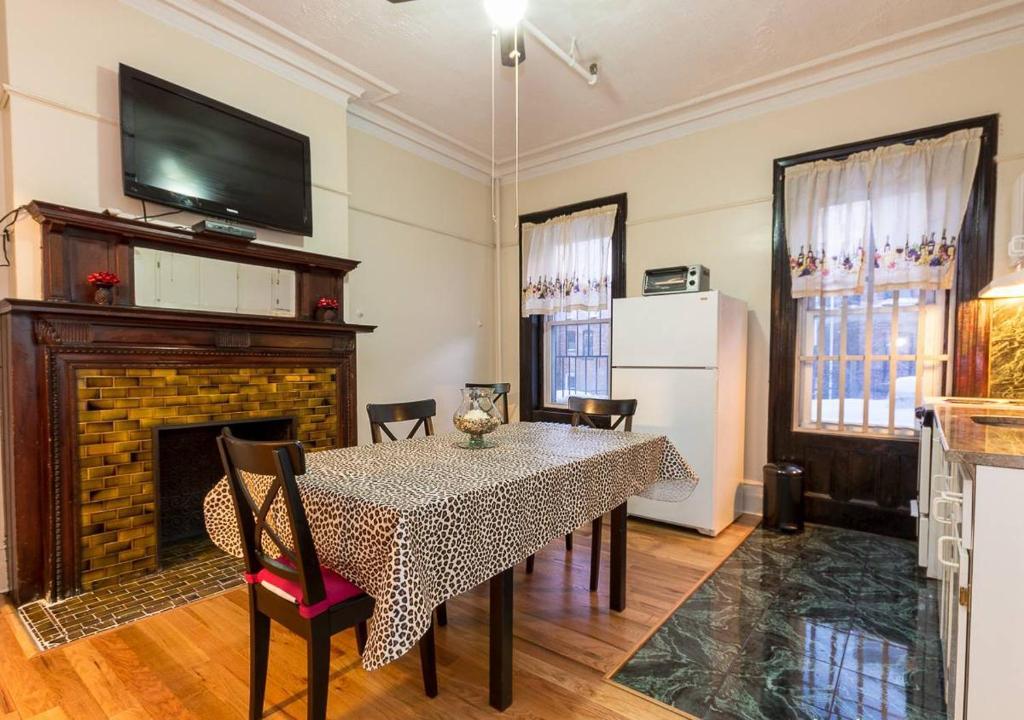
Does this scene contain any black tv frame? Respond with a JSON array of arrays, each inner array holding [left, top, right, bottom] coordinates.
[[119, 64, 313, 236]]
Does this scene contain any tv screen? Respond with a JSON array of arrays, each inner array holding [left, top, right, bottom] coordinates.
[[119, 64, 312, 235]]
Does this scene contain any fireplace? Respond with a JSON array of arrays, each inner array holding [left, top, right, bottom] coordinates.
[[0, 201, 373, 604], [154, 416, 296, 559]]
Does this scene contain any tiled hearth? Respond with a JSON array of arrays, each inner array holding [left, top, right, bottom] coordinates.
[[18, 539, 242, 650], [77, 366, 337, 591]]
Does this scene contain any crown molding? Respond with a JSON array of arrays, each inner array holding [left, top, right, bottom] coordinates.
[[121, 0, 381, 104], [347, 104, 492, 184], [121, 0, 1024, 186], [496, 0, 1024, 181]]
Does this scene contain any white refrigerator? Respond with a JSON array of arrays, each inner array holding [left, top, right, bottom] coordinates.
[[611, 291, 748, 536]]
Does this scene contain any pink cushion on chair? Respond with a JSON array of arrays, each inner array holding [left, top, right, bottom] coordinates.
[[245, 556, 365, 619]]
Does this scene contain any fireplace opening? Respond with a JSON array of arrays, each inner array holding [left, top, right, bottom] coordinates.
[[153, 416, 296, 562]]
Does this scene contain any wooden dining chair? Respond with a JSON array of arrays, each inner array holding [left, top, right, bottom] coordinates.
[[525, 396, 639, 593], [367, 398, 436, 443], [216, 429, 438, 720], [365, 398, 448, 627], [465, 382, 511, 424]]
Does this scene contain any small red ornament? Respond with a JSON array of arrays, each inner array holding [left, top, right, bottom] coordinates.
[[315, 296, 339, 322], [87, 271, 121, 288]]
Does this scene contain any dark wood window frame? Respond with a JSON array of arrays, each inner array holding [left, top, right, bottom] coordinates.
[[768, 115, 998, 538], [519, 193, 627, 424]]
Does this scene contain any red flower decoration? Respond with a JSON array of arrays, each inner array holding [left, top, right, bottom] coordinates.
[[316, 296, 339, 310], [87, 271, 120, 287]]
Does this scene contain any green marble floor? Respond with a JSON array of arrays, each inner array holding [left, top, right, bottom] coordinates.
[[612, 525, 944, 720]]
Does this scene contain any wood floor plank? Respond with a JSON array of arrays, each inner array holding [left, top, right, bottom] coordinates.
[[0, 516, 756, 719]]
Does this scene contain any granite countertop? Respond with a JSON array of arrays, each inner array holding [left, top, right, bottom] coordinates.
[[929, 398, 1024, 470]]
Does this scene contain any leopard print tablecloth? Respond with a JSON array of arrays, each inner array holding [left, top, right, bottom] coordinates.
[[203, 422, 696, 670]]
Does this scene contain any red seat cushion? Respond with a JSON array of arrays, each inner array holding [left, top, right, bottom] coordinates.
[[245, 556, 365, 619]]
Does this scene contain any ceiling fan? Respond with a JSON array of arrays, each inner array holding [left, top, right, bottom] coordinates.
[[387, 0, 529, 67]]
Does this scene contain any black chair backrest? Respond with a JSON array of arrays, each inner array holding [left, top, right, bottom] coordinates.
[[216, 428, 326, 606], [568, 396, 638, 432], [366, 399, 436, 443], [465, 382, 511, 424]]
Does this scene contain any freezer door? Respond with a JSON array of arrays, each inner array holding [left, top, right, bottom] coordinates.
[[612, 366, 718, 532], [612, 293, 719, 368]]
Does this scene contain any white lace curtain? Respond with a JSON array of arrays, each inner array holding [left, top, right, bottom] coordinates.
[[784, 128, 982, 298], [521, 205, 616, 317]]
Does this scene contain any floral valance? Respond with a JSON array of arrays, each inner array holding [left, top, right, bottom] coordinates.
[[521, 204, 616, 317], [785, 128, 982, 298]]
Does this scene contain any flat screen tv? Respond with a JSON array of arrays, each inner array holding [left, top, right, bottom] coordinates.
[[119, 64, 313, 235]]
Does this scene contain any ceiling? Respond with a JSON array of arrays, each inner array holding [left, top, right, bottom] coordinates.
[[192, 0, 1022, 176]]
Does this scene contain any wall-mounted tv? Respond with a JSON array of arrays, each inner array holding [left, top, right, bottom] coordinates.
[[119, 64, 313, 235]]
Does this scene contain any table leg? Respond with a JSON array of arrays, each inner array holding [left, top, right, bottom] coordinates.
[[489, 567, 513, 710], [610, 502, 627, 612]]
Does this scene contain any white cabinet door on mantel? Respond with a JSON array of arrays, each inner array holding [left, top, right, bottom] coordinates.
[[158, 252, 201, 311], [199, 257, 239, 313], [271, 268, 296, 316], [133, 249, 296, 317], [237, 264, 274, 315]]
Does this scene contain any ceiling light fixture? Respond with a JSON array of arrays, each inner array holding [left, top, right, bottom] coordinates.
[[484, 0, 528, 29]]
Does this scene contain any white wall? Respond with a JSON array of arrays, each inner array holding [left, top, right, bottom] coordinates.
[[0, 0, 351, 301], [499, 43, 1024, 484], [346, 129, 495, 443], [0, 0, 498, 592]]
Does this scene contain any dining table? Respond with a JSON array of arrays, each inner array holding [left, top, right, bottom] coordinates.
[[203, 420, 697, 710]]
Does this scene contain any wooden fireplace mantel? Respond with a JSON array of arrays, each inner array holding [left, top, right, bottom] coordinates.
[[1, 201, 377, 604], [0, 299, 374, 603], [27, 200, 360, 320]]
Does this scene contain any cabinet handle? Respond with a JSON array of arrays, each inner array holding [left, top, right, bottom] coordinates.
[[937, 536, 961, 569], [932, 496, 961, 525]]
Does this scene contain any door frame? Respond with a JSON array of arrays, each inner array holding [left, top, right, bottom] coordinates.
[[768, 115, 998, 537]]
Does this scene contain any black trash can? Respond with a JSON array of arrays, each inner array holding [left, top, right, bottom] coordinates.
[[763, 462, 804, 534]]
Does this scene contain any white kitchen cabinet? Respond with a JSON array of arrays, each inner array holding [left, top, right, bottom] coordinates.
[[925, 403, 1024, 719]]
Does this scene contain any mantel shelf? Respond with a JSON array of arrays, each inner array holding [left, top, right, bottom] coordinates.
[[0, 299, 376, 334], [28, 200, 360, 274]]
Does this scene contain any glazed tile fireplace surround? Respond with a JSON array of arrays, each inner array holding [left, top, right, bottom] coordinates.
[[0, 202, 373, 604]]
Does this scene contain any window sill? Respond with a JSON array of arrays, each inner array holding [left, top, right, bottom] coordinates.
[[792, 426, 919, 442]]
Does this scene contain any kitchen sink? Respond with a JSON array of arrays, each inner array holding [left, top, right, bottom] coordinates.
[[970, 415, 1024, 427]]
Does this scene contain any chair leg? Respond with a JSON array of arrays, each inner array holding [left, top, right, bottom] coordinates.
[[435, 601, 448, 627], [419, 619, 439, 698], [589, 516, 603, 592], [565, 532, 573, 552], [306, 630, 331, 720], [355, 621, 368, 656], [525, 554, 535, 574], [249, 600, 271, 720]]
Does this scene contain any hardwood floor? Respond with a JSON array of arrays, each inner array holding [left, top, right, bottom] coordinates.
[[0, 516, 757, 720]]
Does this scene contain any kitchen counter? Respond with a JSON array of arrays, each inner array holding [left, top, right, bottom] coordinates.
[[928, 398, 1024, 470]]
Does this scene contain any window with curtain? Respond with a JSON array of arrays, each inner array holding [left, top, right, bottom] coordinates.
[[521, 204, 617, 407], [786, 128, 982, 435]]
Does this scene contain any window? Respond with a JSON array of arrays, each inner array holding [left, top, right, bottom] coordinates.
[[519, 194, 626, 422], [544, 308, 611, 406], [795, 264, 952, 436]]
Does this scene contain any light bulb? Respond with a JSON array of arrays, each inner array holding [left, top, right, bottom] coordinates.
[[484, 0, 527, 28]]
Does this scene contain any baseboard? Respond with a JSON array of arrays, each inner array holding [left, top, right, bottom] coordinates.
[[738, 480, 763, 516]]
